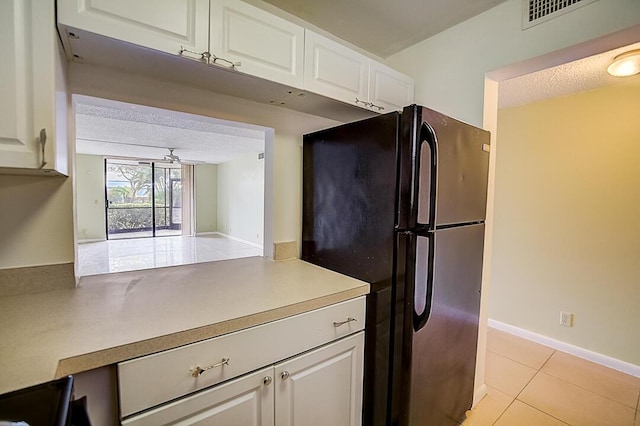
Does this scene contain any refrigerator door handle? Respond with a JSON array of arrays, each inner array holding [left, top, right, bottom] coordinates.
[[414, 123, 438, 230], [413, 233, 434, 331]]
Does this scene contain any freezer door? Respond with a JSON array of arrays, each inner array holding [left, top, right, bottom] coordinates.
[[302, 112, 400, 285], [399, 224, 485, 426], [411, 107, 490, 229]]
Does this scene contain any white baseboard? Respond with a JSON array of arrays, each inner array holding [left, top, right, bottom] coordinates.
[[77, 238, 106, 244], [194, 231, 218, 236], [472, 383, 488, 408], [488, 319, 640, 378], [198, 232, 263, 249]]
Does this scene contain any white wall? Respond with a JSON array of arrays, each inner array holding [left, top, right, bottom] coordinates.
[[388, 0, 640, 127], [75, 154, 106, 241], [217, 154, 264, 246], [492, 79, 640, 366], [194, 164, 218, 234]]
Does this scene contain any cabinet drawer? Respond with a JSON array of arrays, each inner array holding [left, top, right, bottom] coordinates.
[[122, 367, 274, 426], [118, 296, 365, 417]]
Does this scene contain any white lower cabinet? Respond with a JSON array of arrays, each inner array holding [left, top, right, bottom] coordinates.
[[124, 332, 364, 426], [275, 332, 364, 426], [119, 297, 366, 425], [122, 367, 274, 426]]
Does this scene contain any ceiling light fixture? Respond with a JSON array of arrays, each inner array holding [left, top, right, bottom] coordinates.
[[607, 49, 640, 77]]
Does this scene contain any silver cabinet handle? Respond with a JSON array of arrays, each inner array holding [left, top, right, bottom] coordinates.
[[179, 46, 211, 63], [263, 376, 272, 386], [281, 371, 290, 380], [191, 358, 230, 377], [355, 97, 368, 106], [211, 55, 241, 68], [333, 317, 357, 327], [354, 98, 385, 111], [38, 128, 47, 169], [178, 46, 240, 68]]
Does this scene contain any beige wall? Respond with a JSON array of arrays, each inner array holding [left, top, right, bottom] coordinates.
[[217, 153, 264, 246], [272, 132, 304, 253], [195, 164, 218, 234], [75, 154, 106, 241], [0, 175, 74, 269], [492, 79, 640, 365]]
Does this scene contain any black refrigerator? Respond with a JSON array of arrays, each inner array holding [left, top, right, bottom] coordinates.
[[302, 105, 490, 426]]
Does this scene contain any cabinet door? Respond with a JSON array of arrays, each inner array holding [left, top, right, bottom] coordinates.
[[0, 0, 35, 168], [369, 61, 415, 112], [303, 30, 369, 108], [210, 0, 304, 88], [1, 0, 68, 174], [57, 0, 209, 57], [122, 367, 274, 426], [275, 332, 364, 426]]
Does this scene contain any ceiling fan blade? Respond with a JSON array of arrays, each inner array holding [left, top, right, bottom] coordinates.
[[178, 159, 207, 164]]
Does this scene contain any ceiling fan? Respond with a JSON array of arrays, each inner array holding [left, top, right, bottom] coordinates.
[[127, 147, 205, 165], [160, 148, 205, 164], [164, 148, 181, 163]]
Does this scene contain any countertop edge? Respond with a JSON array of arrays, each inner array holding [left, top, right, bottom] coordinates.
[[55, 286, 368, 378]]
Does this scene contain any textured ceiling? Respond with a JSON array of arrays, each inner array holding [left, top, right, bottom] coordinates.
[[260, 0, 507, 58], [74, 96, 266, 164], [499, 43, 640, 108]]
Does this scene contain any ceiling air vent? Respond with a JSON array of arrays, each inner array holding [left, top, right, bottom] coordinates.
[[523, 0, 600, 29]]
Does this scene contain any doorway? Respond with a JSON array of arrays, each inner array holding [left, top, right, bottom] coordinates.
[[105, 159, 184, 239], [74, 94, 270, 276]]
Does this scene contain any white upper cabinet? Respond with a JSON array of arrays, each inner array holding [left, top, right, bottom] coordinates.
[[57, 0, 209, 57], [369, 61, 415, 112], [304, 30, 414, 113], [55, 0, 412, 117], [303, 30, 369, 108], [209, 0, 305, 88], [1, 0, 68, 175], [0, 0, 34, 168]]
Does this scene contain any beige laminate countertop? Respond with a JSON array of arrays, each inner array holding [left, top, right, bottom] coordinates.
[[0, 257, 369, 395]]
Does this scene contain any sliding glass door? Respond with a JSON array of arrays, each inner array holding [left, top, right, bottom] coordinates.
[[154, 164, 182, 237], [105, 159, 182, 239]]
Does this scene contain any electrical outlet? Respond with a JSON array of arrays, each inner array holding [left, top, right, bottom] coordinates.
[[560, 311, 574, 327]]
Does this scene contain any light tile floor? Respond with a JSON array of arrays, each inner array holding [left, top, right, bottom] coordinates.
[[463, 328, 640, 426], [77, 234, 263, 276]]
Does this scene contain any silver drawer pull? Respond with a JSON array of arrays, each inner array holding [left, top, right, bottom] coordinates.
[[263, 376, 272, 386], [191, 358, 230, 377], [333, 317, 357, 327], [281, 371, 290, 380]]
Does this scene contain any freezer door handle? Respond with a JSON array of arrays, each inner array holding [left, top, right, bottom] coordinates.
[[414, 123, 438, 230], [413, 234, 434, 331]]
